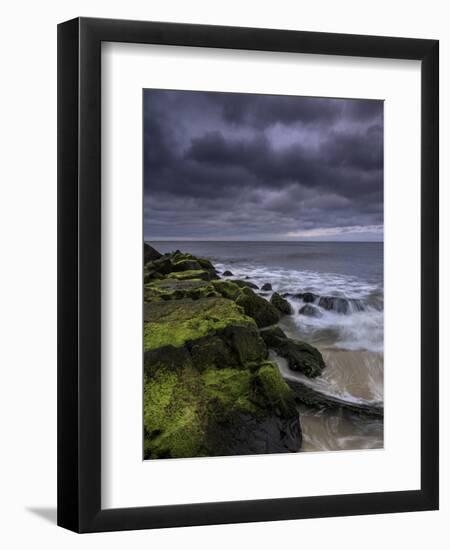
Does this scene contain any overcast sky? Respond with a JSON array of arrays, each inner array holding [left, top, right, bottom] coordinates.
[[143, 89, 383, 241]]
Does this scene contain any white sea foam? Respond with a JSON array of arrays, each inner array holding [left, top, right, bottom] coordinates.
[[216, 262, 384, 354]]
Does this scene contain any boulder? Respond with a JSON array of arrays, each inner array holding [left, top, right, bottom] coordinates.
[[144, 250, 218, 281], [144, 243, 162, 263], [167, 269, 217, 282], [260, 326, 325, 378], [270, 292, 293, 315], [143, 297, 301, 459], [144, 362, 301, 459], [222, 270, 234, 276], [144, 279, 218, 302], [171, 259, 203, 272], [299, 304, 323, 318], [286, 378, 383, 418], [210, 280, 279, 328], [143, 297, 265, 358], [259, 326, 287, 347], [211, 279, 243, 301], [318, 296, 349, 314], [233, 279, 259, 290], [261, 283, 273, 291], [235, 287, 280, 328], [296, 292, 318, 303], [309, 295, 365, 314]]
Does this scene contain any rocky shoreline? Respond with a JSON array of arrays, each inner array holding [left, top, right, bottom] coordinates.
[[143, 243, 382, 459]]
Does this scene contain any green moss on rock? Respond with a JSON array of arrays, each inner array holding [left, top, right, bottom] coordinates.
[[167, 269, 214, 281], [144, 368, 206, 459], [144, 297, 268, 376], [270, 292, 293, 315], [211, 279, 243, 301], [144, 362, 300, 459], [233, 279, 259, 290], [142, 246, 303, 459], [235, 287, 280, 328], [144, 297, 256, 351], [144, 249, 218, 281], [256, 362, 297, 416], [260, 326, 326, 378], [144, 279, 216, 302]]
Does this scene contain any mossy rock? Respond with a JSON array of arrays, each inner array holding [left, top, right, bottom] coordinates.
[[270, 292, 293, 315], [211, 279, 243, 301], [144, 297, 255, 351], [196, 257, 217, 273], [233, 279, 259, 290], [143, 298, 268, 374], [259, 326, 287, 347], [210, 280, 279, 328], [260, 326, 325, 378], [235, 287, 280, 328], [167, 269, 215, 282], [144, 279, 217, 302], [142, 248, 303, 459], [170, 258, 203, 272], [144, 250, 218, 281], [144, 279, 239, 303], [144, 361, 301, 459]]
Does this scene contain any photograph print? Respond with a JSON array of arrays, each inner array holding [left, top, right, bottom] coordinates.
[[143, 89, 384, 460]]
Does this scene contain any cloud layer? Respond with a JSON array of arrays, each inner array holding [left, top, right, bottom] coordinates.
[[143, 90, 383, 241]]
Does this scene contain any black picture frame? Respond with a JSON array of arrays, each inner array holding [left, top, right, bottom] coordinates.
[[57, 17, 439, 533]]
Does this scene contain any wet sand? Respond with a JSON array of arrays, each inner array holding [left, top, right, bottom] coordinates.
[[274, 349, 384, 452]]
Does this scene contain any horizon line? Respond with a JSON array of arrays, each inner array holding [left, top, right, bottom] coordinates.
[[144, 238, 384, 243]]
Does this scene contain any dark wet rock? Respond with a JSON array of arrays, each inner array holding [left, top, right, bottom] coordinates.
[[205, 406, 301, 457], [299, 304, 323, 318], [259, 326, 288, 347], [144, 243, 162, 263], [286, 378, 383, 418], [296, 292, 318, 303], [318, 296, 348, 313], [222, 270, 234, 276], [149, 256, 174, 276], [261, 283, 273, 291], [349, 298, 365, 312], [270, 292, 293, 315], [260, 326, 325, 378], [233, 279, 259, 290], [318, 296, 364, 314]]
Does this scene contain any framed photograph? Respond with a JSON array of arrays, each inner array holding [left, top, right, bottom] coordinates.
[[57, 17, 439, 532]]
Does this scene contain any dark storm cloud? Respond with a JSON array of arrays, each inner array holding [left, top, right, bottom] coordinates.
[[143, 89, 383, 240]]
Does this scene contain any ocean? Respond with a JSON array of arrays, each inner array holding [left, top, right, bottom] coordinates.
[[149, 240, 384, 452]]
